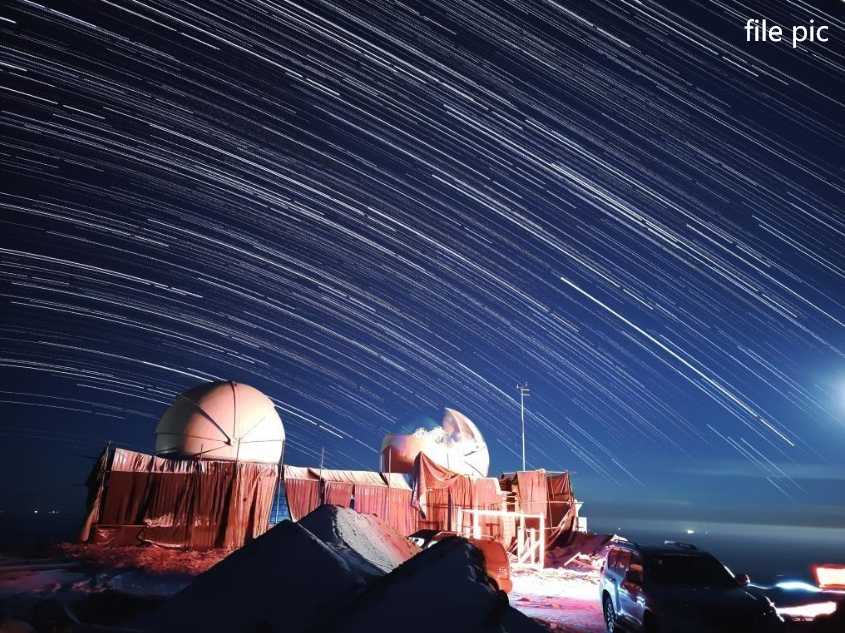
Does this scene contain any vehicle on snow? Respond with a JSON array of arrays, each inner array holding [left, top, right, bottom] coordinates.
[[599, 540, 783, 633]]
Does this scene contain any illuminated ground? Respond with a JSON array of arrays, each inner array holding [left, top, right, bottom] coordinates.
[[510, 567, 606, 633], [507, 565, 839, 633], [2, 546, 838, 632]]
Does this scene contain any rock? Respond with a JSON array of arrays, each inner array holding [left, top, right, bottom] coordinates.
[[30, 601, 77, 633]]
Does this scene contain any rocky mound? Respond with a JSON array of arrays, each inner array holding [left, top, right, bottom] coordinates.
[[299, 505, 419, 577], [308, 536, 546, 633], [128, 520, 367, 633]]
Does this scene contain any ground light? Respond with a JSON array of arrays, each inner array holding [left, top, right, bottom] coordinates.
[[776, 602, 838, 620], [816, 564, 845, 590]]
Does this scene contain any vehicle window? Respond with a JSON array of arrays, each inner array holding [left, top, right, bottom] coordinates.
[[614, 550, 631, 573], [607, 548, 619, 571], [645, 554, 735, 586], [629, 554, 644, 581]]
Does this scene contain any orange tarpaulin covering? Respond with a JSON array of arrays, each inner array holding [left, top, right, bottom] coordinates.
[[84, 448, 278, 550], [381, 472, 412, 490], [387, 488, 417, 535], [516, 470, 547, 516], [283, 465, 417, 535], [547, 471, 575, 547], [285, 477, 321, 521], [471, 477, 507, 542], [418, 487, 451, 531], [354, 483, 388, 517], [283, 457, 571, 549], [411, 453, 505, 537], [411, 452, 464, 517], [324, 481, 354, 507], [284, 466, 388, 486], [499, 469, 576, 550], [317, 469, 386, 486]]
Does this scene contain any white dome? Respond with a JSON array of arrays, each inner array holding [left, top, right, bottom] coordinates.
[[381, 408, 489, 477], [155, 381, 285, 464]]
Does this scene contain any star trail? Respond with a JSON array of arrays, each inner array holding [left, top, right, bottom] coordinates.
[[1, 0, 844, 520]]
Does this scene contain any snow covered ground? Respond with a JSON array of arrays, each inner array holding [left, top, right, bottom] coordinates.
[[507, 565, 838, 633], [509, 567, 605, 633]]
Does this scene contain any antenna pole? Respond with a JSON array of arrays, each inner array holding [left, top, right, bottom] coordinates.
[[319, 447, 325, 505], [518, 382, 530, 470]]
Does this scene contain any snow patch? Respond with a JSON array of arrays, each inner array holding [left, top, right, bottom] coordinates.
[[299, 505, 419, 577]]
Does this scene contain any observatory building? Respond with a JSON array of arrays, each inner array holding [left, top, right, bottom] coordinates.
[[380, 408, 490, 477], [154, 381, 285, 463], [79, 381, 284, 550], [80, 389, 582, 561]]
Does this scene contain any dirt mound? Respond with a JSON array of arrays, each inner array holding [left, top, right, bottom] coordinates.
[[128, 520, 368, 633], [299, 505, 419, 577], [309, 537, 546, 633]]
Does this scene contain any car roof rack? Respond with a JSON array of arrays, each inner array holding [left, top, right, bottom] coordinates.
[[663, 541, 698, 550]]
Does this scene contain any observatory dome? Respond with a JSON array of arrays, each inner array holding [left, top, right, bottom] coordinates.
[[381, 408, 489, 477], [154, 381, 285, 464]]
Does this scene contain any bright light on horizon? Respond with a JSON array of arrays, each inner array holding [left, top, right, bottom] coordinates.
[[816, 564, 845, 590], [777, 602, 837, 620]]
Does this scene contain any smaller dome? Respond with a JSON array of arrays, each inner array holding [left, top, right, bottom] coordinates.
[[155, 381, 285, 464], [381, 408, 489, 477]]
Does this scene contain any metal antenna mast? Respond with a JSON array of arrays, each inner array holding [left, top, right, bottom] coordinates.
[[517, 382, 530, 470]]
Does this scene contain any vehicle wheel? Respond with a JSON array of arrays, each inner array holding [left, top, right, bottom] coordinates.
[[644, 611, 661, 633], [602, 594, 617, 633]]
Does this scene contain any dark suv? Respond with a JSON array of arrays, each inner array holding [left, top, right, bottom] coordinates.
[[599, 541, 783, 633]]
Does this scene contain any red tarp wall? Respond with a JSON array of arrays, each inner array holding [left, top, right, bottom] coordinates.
[[546, 471, 575, 548], [499, 470, 576, 550], [282, 466, 418, 535], [411, 453, 505, 538], [283, 457, 573, 549], [84, 448, 278, 550]]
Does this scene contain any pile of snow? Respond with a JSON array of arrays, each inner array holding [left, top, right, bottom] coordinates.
[[310, 537, 546, 633], [509, 567, 605, 633], [128, 520, 368, 633], [412, 425, 450, 443], [511, 567, 600, 602], [299, 505, 419, 577]]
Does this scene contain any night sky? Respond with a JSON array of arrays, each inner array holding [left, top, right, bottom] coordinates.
[[1, 0, 844, 536]]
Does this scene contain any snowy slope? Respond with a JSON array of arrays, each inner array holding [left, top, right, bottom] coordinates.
[[299, 505, 419, 577]]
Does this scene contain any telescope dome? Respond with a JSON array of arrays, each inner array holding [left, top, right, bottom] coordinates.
[[154, 381, 284, 464]]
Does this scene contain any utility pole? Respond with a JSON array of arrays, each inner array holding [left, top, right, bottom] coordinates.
[[517, 382, 530, 471], [319, 447, 325, 505]]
